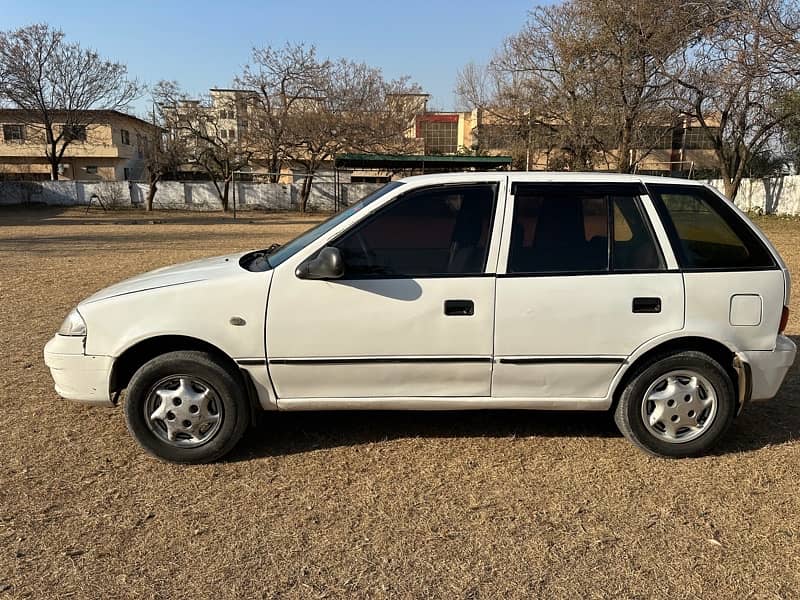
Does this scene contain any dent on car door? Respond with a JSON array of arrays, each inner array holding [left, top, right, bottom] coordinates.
[[492, 182, 685, 401], [265, 181, 504, 400]]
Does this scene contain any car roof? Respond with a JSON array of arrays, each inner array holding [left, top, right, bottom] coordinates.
[[398, 171, 707, 187]]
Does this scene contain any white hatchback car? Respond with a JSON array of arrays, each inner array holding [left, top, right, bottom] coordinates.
[[45, 173, 796, 462]]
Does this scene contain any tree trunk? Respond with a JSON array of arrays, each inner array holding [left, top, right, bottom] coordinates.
[[725, 147, 751, 202], [146, 179, 158, 211], [723, 175, 744, 201], [723, 178, 735, 199], [268, 155, 280, 183], [299, 174, 314, 213], [618, 120, 633, 173], [48, 138, 62, 181], [221, 179, 230, 211], [716, 149, 744, 201], [210, 178, 231, 211]]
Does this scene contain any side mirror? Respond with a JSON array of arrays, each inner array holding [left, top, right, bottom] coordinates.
[[295, 246, 345, 280]]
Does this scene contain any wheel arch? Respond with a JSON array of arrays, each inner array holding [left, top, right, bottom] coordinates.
[[610, 335, 739, 411], [109, 335, 259, 416]]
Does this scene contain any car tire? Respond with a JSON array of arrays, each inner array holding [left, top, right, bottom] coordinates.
[[124, 350, 250, 464], [614, 351, 736, 458]]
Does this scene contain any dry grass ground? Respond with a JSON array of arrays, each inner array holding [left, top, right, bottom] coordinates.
[[1, 206, 800, 599]]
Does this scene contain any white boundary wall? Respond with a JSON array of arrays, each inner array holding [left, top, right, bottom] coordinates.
[[3, 176, 800, 214], [0, 180, 384, 212], [705, 176, 800, 215]]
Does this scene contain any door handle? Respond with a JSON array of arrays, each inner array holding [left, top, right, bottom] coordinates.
[[632, 297, 661, 313], [444, 299, 474, 316]]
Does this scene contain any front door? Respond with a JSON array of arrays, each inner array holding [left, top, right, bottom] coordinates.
[[266, 180, 505, 400], [492, 182, 685, 401]]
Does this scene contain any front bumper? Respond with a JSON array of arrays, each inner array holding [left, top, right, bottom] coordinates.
[[43, 335, 114, 406], [738, 334, 797, 402]]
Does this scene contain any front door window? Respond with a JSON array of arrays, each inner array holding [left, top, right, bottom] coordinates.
[[334, 184, 498, 278]]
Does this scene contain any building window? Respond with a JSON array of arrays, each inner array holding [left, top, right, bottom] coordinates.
[[3, 124, 25, 143], [681, 127, 716, 150], [351, 175, 391, 184], [420, 120, 458, 154], [86, 166, 98, 175], [220, 129, 228, 139], [477, 124, 519, 151], [120, 129, 131, 145], [124, 167, 132, 180], [639, 126, 674, 150], [136, 134, 144, 158], [63, 124, 87, 142]]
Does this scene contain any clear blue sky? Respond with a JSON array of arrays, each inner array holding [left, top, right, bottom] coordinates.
[[0, 0, 536, 115]]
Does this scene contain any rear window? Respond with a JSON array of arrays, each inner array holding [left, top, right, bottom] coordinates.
[[648, 184, 775, 270]]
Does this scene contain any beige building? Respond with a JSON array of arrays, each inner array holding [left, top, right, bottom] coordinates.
[[0, 109, 159, 181], [163, 88, 262, 177], [165, 87, 720, 180], [470, 109, 720, 176]]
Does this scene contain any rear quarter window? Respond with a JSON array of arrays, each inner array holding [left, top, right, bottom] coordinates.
[[647, 184, 775, 270]]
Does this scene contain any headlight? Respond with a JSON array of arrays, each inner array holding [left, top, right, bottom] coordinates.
[[58, 308, 87, 337]]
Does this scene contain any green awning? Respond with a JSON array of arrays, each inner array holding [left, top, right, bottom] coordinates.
[[334, 153, 513, 170]]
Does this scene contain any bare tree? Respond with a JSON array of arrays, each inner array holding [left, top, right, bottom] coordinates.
[[286, 59, 421, 211], [237, 43, 329, 183], [577, 0, 699, 172], [139, 84, 187, 210], [502, 3, 608, 171], [666, 0, 800, 198], [458, 1, 698, 172], [157, 82, 254, 211], [783, 91, 800, 172], [0, 24, 140, 180], [456, 61, 544, 168], [457, 4, 612, 171], [239, 44, 420, 210]]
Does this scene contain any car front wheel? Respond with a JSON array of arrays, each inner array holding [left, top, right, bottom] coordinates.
[[614, 351, 736, 457], [124, 350, 250, 463]]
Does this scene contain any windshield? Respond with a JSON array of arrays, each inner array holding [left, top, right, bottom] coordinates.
[[265, 181, 405, 268]]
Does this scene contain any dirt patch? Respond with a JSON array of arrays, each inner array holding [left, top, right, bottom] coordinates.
[[1, 206, 799, 599]]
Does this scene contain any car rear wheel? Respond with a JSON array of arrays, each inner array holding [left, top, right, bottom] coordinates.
[[614, 351, 736, 457], [124, 351, 250, 463]]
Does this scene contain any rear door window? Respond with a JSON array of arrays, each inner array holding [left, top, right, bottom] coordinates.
[[648, 184, 775, 270], [507, 183, 663, 274]]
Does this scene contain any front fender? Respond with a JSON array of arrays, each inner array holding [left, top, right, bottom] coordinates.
[[79, 270, 272, 361]]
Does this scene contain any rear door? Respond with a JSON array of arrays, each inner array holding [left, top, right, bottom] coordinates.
[[492, 181, 685, 401]]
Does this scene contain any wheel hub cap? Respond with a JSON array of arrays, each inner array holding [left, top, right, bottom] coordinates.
[[641, 370, 717, 444], [144, 376, 223, 448]]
